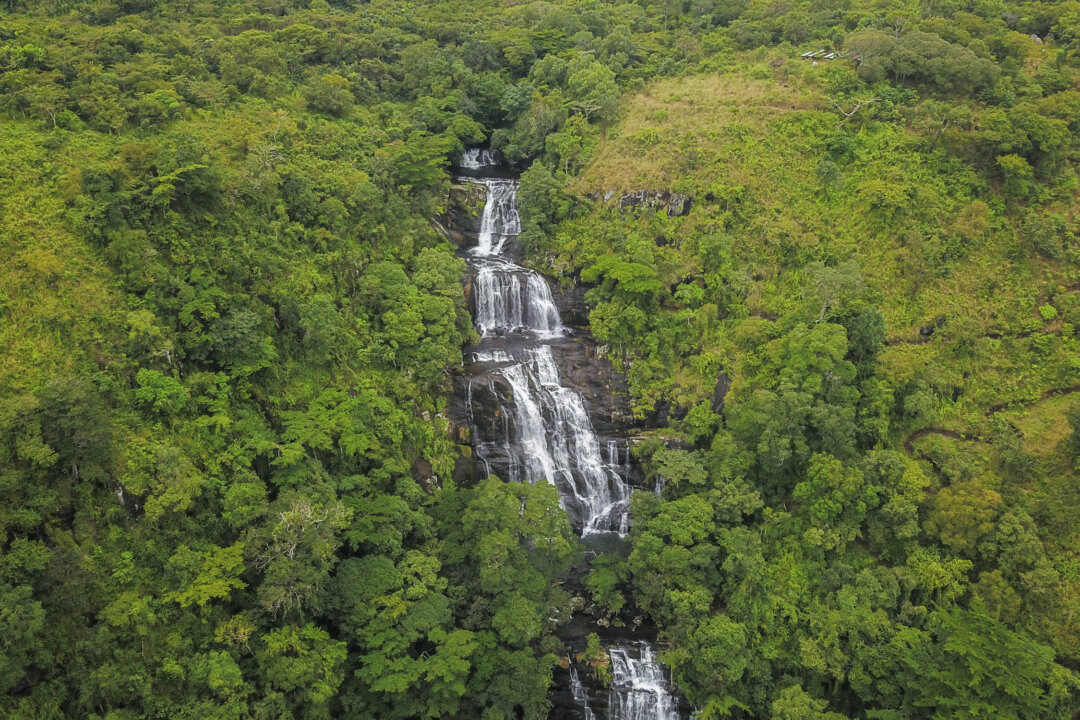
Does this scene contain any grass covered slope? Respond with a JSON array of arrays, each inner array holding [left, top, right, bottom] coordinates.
[[559, 58, 1080, 433], [527, 54, 1080, 718], [0, 123, 125, 396]]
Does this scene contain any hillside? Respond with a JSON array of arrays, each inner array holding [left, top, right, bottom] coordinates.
[[3, 0, 1080, 719], [520, 45, 1080, 717]]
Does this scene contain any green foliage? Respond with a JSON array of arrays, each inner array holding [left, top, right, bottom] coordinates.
[[772, 685, 850, 720], [258, 623, 347, 712], [3, 0, 1080, 718], [518, 2, 1080, 713], [846, 30, 1000, 93], [305, 74, 355, 116], [517, 160, 573, 248], [0, 0, 634, 715], [897, 609, 1079, 719]]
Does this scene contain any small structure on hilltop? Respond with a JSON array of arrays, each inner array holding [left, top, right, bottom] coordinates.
[[800, 49, 848, 61]]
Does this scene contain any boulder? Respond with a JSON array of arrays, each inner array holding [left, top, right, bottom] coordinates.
[[711, 371, 731, 414], [436, 182, 489, 247]]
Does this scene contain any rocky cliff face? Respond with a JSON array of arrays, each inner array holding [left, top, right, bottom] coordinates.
[[547, 280, 591, 330], [433, 182, 489, 248], [450, 343, 640, 478], [588, 189, 693, 217], [448, 288, 641, 489]]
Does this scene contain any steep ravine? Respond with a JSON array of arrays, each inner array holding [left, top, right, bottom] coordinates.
[[445, 149, 690, 720]]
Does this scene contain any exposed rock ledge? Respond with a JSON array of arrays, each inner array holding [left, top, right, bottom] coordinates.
[[434, 182, 489, 247], [588, 189, 692, 217]]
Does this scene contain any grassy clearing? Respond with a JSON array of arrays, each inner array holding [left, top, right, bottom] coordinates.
[[0, 124, 127, 395], [575, 72, 824, 196], [566, 66, 1080, 447], [545, 63, 1080, 660]]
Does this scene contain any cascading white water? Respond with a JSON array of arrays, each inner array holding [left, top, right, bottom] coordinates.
[[472, 178, 520, 256], [469, 179, 562, 337], [461, 147, 500, 169], [461, 163, 628, 533], [569, 662, 597, 720], [492, 346, 630, 534], [460, 152, 680, 718], [607, 644, 681, 720], [470, 349, 513, 363], [474, 259, 563, 338]]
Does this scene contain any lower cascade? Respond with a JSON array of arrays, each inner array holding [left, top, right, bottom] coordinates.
[[471, 345, 629, 535], [607, 644, 681, 720], [569, 664, 597, 720], [455, 151, 683, 718]]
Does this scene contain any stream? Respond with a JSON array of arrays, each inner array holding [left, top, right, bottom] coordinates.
[[452, 148, 688, 720]]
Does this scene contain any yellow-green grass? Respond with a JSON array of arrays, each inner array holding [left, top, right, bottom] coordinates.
[[0, 122, 128, 395], [570, 65, 1080, 445]]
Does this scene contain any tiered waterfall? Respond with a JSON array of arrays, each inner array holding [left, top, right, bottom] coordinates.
[[457, 148, 683, 720]]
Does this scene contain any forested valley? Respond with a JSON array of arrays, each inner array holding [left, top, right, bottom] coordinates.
[[3, 0, 1080, 718]]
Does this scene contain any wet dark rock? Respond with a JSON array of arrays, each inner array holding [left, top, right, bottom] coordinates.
[[641, 399, 689, 429], [411, 457, 438, 492], [436, 182, 488, 247], [430, 217, 467, 248], [711, 371, 731, 414], [919, 315, 947, 337], [451, 451, 477, 487], [449, 335, 642, 489], [588, 189, 693, 217], [548, 281, 591, 330]]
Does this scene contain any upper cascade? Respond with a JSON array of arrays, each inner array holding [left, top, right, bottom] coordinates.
[[472, 177, 521, 257], [460, 147, 501, 169], [469, 176, 563, 339], [473, 260, 563, 339]]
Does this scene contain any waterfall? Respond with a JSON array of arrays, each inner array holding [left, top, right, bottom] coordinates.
[[468, 178, 561, 338], [608, 644, 681, 720], [491, 346, 629, 534], [472, 178, 520, 256], [470, 349, 513, 363], [474, 259, 563, 338], [459, 152, 681, 718], [569, 662, 597, 720], [461, 147, 500, 169], [461, 164, 627, 534]]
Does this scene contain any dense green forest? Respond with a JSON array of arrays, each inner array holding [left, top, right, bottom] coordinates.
[[2, 0, 1080, 718]]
